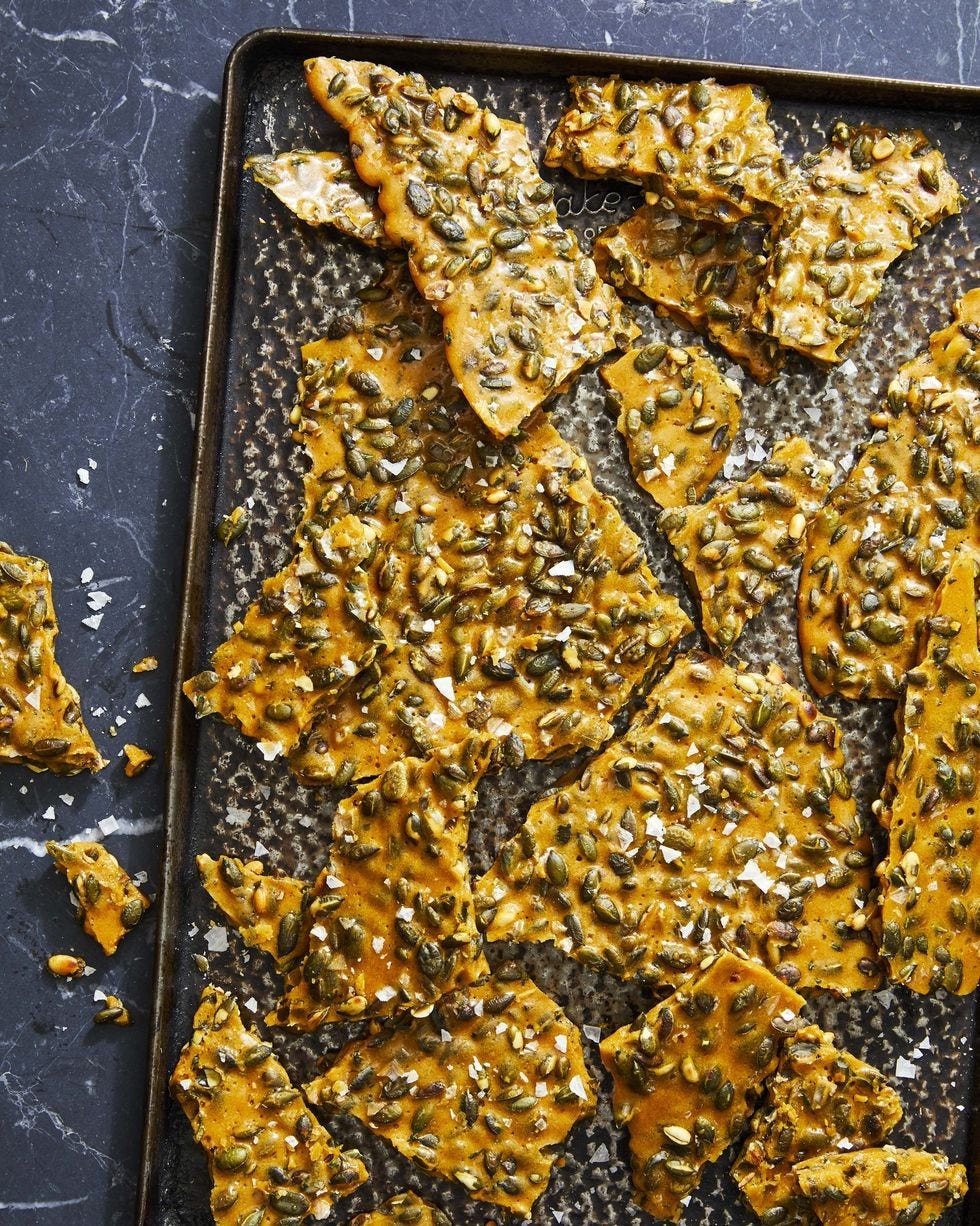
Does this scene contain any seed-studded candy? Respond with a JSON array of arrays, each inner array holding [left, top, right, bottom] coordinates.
[[0, 545, 105, 774], [353, 1191, 452, 1226], [733, 1023, 903, 1225], [269, 739, 490, 1029], [601, 342, 741, 507], [545, 76, 787, 223], [305, 966, 596, 1219], [660, 437, 834, 653], [876, 550, 980, 994], [793, 1146, 967, 1225], [197, 855, 310, 970], [476, 651, 880, 995], [595, 203, 782, 383], [246, 149, 390, 246], [753, 122, 960, 365], [601, 951, 804, 1221], [305, 57, 636, 438], [46, 840, 150, 956], [171, 986, 367, 1225], [799, 290, 980, 699]]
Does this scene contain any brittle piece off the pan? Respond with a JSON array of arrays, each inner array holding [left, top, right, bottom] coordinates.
[[47, 840, 150, 955], [306, 966, 596, 1219], [476, 650, 881, 996], [171, 986, 368, 1225], [306, 56, 637, 438], [601, 951, 804, 1221], [799, 289, 980, 699], [0, 545, 105, 774]]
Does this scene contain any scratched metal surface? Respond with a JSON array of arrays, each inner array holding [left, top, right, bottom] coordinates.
[[149, 43, 980, 1226]]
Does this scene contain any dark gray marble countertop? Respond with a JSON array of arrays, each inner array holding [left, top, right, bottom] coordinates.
[[0, 1, 976, 1222]]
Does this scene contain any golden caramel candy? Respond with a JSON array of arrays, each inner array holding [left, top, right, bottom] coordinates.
[[476, 650, 880, 996], [246, 149, 390, 246], [306, 966, 596, 1218], [545, 76, 787, 222], [594, 202, 782, 383], [661, 437, 834, 652], [93, 994, 132, 1026], [733, 1024, 903, 1225], [184, 515, 386, 759], [793, 1146, 967, 1225], [287, 267, 689, 784], [47, 953, 86, 978], [877, 551, 980, 994], [353, 1191, 451, 1226], [197, 855, 310, 970], [799, 290, 980, 699], [270, 739, 490, 1029], [601, 341, 741, 507], [171, 986, 367, 1225], [122, 743, 153, 777], [306, 57, 636, 438], [601, 952, 804, 1221], [754, 122, 960, 365], [46, 840, 149, 956], [0, 545, 105, 774]]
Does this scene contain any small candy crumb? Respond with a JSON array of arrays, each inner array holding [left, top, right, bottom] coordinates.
[[47, 953, 87, 978], [132, 656, 158, 673], [93, 994, 131, 1026], [123, 744, 154, 777]]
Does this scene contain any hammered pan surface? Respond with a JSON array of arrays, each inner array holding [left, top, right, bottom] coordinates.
[[151, 42, 980, 1226]]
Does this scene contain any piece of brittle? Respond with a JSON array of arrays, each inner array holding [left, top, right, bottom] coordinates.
[[246, 149, 390, 246], [799, 290, 980, 699], [284, 267, 689, 784], [733, 1023, 903, 1225], [594, 202, 782, 383], [46, 840, 149, 956], [545, 76, 787, 223], [171, 985, 368, 1225], [305, 965, 596, 1218], [753, 121, 960, 365], [197, 855, 310, 970], [305, 57, 636, 438], [0, 545, 105, 774], [601, 340, 741, 507], [793, 1146, 968, 1226], [660, 437, 834, 652], [269, 739, 490, 1029], [184, 515, 386, 760], [476, 650, 880, 995], [353, 1191, 451, 1226], [876, 550, 980, 994], [601, 952, 803, 1221]]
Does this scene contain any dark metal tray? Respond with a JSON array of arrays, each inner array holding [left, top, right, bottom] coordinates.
[[137, 27, 980, 1225]]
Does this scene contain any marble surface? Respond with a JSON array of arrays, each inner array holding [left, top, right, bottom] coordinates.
[[0, 1, 975, 1222]]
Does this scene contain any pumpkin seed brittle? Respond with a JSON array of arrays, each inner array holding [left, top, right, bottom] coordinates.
[[594, 202, 782, 383], [353, 1191, 451, 1226], [733, 1023, 903, 1226], [793, 1146, 968, 1226], [46, 840, 149, 956], [288, 269, 689, 784], [197, 854, 310, 971], [601, 341, 741, 508], [661, 437, 835, 653], [305, 56, 636, 438], [171, 985, 367, 1225], [545, 76, 787, 223], [799, 289, 980, 699], [270, 740, 490, 1029], [184, 515, 386, 760], [601, 951, 804, 1222], [476, 651, 880, 995], [0, 545, 105, 774], [305, 966, 596, 1218], [753, 121, 961, 365], [246, 149, 389, 246], [877, 550, 980, 994]]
